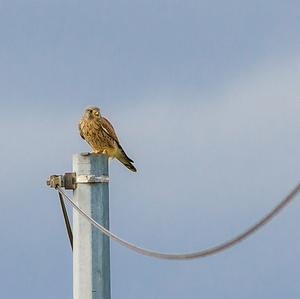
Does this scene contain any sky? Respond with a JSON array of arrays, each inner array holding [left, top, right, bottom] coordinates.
[[0, 1, 300, 298]]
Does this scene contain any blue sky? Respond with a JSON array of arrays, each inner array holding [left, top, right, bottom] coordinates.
[[0, 1, 300, 298]]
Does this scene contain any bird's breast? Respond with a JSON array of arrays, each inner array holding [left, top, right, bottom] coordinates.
[[80, 118, 115, 153]]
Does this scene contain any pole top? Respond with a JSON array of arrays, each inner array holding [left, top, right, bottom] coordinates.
[[46, 153, 109, 190], [73, 153, 109, 177], [73, 152, 109, 159]]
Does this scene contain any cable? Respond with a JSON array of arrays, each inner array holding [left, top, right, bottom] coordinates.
[[56, 182, 300, 260], [58, 192, 73, 251]]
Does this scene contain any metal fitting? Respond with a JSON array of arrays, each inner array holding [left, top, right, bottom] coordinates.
[[76, 175, 109, 184], [47, 173, 77, 190], [47, 172, 109, 189], [47, 175, 63, 188]]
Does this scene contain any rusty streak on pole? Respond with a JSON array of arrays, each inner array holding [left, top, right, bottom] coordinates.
[[73, 153, 111, 299]]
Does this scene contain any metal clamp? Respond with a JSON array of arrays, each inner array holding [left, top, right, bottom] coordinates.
[[47, 175, 63, 188], [47, 173, 109, 189], [76, 175, 109, 184], [47, 173, 77, 190]]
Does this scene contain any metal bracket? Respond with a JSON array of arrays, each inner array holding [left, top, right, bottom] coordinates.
[[47, 173, 77, 190], [76, 175, 109, 184], [47, 175, 63, 188], [47, 173, 109, 189]]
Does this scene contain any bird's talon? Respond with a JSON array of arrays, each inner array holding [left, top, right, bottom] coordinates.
[[80, 152, 91, 156]]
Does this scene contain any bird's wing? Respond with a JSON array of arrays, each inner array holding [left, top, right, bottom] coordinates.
[[78, 120, 85, 140], [101, 117, 120, 143], [101, 117, 134, 164]]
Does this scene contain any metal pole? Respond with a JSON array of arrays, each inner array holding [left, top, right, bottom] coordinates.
[[73, 154, 111, 299]]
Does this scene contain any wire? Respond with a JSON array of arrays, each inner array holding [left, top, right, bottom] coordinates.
[[58, 192, 73, 251], [56, 182, 300, 260]]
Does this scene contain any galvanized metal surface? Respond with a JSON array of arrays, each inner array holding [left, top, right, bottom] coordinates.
[[73, 154, 111, 299]]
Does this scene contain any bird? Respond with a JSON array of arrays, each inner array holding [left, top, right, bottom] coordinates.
[[79, 106, 137, 172]]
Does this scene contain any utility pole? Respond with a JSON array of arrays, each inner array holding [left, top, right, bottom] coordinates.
[[73, 153, 111, 299]]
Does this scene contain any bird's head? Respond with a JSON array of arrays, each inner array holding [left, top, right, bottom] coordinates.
[[83, 106, 101, 120]]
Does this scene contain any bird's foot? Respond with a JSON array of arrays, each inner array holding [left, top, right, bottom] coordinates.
[[80, 152, 91, 156]]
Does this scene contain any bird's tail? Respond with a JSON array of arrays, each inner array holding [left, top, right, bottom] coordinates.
[[116, 145, 137, 172]]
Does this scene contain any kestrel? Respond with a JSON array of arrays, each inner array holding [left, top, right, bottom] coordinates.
[[79, 106, 137, 172]]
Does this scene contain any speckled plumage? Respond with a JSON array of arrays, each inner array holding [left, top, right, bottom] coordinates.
[[79, 106, 137, 172]]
